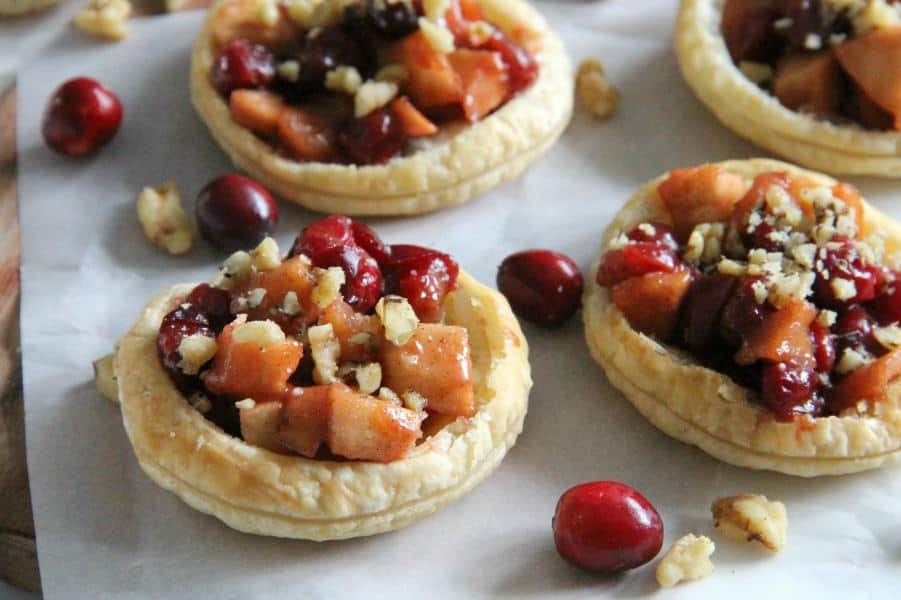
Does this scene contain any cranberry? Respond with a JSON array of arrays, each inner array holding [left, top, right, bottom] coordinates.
[[496, 249, 583, 328], [625, 222, 679, 252], [196, 174, 279, 252], [774, 0, 828, 51], [383, 244, 459, 322], [719, 276, 771, 349], [42, 77, 122, 157], [721, 0, 783, 63], [185, 283, 232, 332], [760, 362, 822, 420], [595, 243, 678, 288], [869, 271, 901, 325], [157, 304, 213, 387], [291, 214, 354, 259], [211, 39, 275, 96], [680, 274, 738, 353], [365, 0, 419, 39], [813, 239, 881, 308], [833, 305, 880, 356], [481, 30, 538, 95], [339, 108, 406, 165], [296, 27, 369, 92], [351, 220, 392, 264], [810, 321, 836, 374], [744, 221, 785, 252], [553, 481, 663, 573]]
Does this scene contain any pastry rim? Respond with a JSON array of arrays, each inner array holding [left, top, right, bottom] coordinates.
[[582, 158, 901, 477], [190, 0, 574, 216], [676, 0, 901, 177], [115, 271, 532, 540], [0, 0, 59, 15]]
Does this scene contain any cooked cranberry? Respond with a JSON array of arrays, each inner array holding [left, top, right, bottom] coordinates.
[[351, 220, 392, 264], [366, 0, 419, 39], [596, 243, 678, 288], [157, 304, 214, 391], [833, 305, 880, 356], [813, 240, 881, 308], [680, 274, 738, 352], [721, 0, 783, 63], [482, 30, 538, 95], [760, 362, 821, 420], [625, 222, 679, 252], [42, 77, 122, 157], [810, 321, 836, 373], [719, 276, 771, 349], [290, 214, 354, 260], [553, 481, 663, 573], [383, 244, 459, 322], [297, 27, 369, 91], [339, 108, 406, 165], [211, 39, 275, 96], [869, 271, 901, 325], [744, 221, 785, 252], [196, 174, 279, 252], [774, 0, 828, 51], [185, 283, 232, 332], [496, 249, 583, 328]]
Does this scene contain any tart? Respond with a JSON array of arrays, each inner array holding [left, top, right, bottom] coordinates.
[[190, 0, 572, 215], [114, 216, 531, 539], [676, 0, 901, 177], [584, 159, 901, 476], [0, 0, 60, 15]]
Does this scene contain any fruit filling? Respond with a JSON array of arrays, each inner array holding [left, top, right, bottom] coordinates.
[[723, 0, 901, 130], [209, 0, 540, 165], [156, 215, 472, 462], [596, 165, 901, 421]]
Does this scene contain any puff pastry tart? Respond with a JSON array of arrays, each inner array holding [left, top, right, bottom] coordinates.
[[190, 0, 572, 215], [115, 216, 531, 539], [676, 0, 901, 177], [0, 0, 60, 15], [584, 158, 901, 476]]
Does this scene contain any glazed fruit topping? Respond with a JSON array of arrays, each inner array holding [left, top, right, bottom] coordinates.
[[211, 38, 276, 96], [496, 249, 583, 327], [42, 77, 123, 157], [196, 174, 279, 252], [157, 216, 470, 461], [596, 165, 901, 420]]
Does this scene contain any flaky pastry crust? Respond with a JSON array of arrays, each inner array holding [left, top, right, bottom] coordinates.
[[676, 0, 901, 177], [115, 272, 531, 539], [190, 0, 573, 215], [0, 0, 60, 15], [583, 158, 901, 477]]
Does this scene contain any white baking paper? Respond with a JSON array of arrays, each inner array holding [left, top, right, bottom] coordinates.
[[17, 1, 901, 597]]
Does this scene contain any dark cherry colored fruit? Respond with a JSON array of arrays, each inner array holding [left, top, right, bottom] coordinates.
[[211, 39, 276, 96], [719, 276, 771, 349], [351, 220, 392, 264], [196, 174, 279, 252], [339, 108, 406, 165], [297, 27, 369, 91], [760, 361, 822, 420], [813, 239, 881, 308], [157, 304, 214, 393], [680, 274, 738, 352], [185, 283, 232, 332], [366, 0, 419, 39], [870, 271, 901, 325], [774, 0, 828, 51], [596, 243, 678, 288], [553, 481, 664, 574], [625, 222, 679, 252], [745, 221, 785, 252], [833, 305, 880, 356], [383, 244, 459, 322], [810, 321, 836, 374], [291, 214, 354, 260], [482, 30, 538, 95], [42, 77, 123, 157], [496, 249, 583, 328], [721, 0, 783, 63]]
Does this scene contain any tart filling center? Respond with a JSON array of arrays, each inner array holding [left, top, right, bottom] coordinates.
[[596, 165, 901, 421], [156, 215, 474, 462], [209, 0, 541, 165]]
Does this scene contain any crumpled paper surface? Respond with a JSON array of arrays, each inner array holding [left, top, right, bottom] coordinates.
[[17, 1, 901, 597]]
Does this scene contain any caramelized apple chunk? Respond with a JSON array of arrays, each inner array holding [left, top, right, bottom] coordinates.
[[658, 166, 750, 241], [735, 300, 817, 368], [772, 52, 842, 116], [610, 267, 694, 342], [834, 27, 901, 130]]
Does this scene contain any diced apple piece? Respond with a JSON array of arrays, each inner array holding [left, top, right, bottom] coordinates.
[[238, 256, 320, 332], [328, 384, 422, 462], [390, 32, 464, 109], [319, 299, 380, 363], [610, 268, 694, 342], [203, 321, 303, 403], [381, 323, 475, 418], [735, 300, 816, 368], [772, 51, 841, 116], [391, 96, 439, 137], [448, 49, 509, 122], [277, 107, 335, 163], [278, 385, 332, 457], [230, 89, 285, 137], [854, 89, 894, 131], [730, 171, 798, 231], [721, 0, 781, 63], [834, 27, 901, 129], [658, 165, 750, 241], [211, 0, 298, 49], [239, 400, 290, 454], [829, 348, 901, 413]]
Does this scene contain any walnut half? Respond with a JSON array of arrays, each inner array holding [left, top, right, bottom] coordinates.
[[73, 0, 132, 41], [577, 58, 619, 120], [655, 534, 715, 588], [136, 181, 193, 255], [712, 494, 787, 552]]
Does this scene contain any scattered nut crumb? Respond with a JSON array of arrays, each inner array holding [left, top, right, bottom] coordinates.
[[136, 181, 193, 255], [418, 17, 455, 54], [712, 494, 787, 552], [92, 353, 118, 403], [656, 534, 715, 588], [325, 65, 363, 95], [312, 267, 346, 309], [376, 295, 419, 346], [354, 80, 399, 118], [73, 0, 132, 41], [577, 58, 618, 119], [176, 334, 218, 375], [308, 323, 341, 384]]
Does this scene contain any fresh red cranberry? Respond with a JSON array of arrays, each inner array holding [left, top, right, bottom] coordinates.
[[196, 174, 279, 252], [351, 220, 392, 264], [596, 243, 678, 288], [810, 321, 836, 374], [496, 249, 583, 328], [339, 108, 406, 165], [760, 362, 822, 420], [553, 481, 663, 573], [185, 283, 232, 332], [833, 305, 880, 356], [481, 30, 538, 95], [625, 223, 679, 252], [869, 271, 901, 325], [211, 39, 276, 96], [719, 276, 772, 349], [722, 0, 783, 63], [383, 244, 459, 322], [42, 77, 122, 157], [813, 239, 881, 308], [680, 274, 739, 352]]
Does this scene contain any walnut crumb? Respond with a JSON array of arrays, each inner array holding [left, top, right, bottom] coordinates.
[[354, 80, 399, 117], [376, 295, 419, 345], [419, 17, 455, 54], [712, 494, 787, 552], [73, 0, 132, 41], [176, 334, 217, 375], [577, 58, 619, 119], [136, 181, 192, 255], [656, 534, 715, 588]]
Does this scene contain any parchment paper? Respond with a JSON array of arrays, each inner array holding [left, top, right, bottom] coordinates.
[[17, 1, 901, 597]]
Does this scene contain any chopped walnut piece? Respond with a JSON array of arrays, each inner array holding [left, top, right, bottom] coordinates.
[[232, 319, 286, 347], [354, 80, 399, 117], [92, 353, 118, 403], [374, 63, 409, 85], [419, 17, 455, 54], [136, 181, 193, 255], [656, 534, 715, 588], [376, 295, 419, 345], [577, 58, 619, 120], [712, 494, 787, 552], [325, 66, 363, 95], [308, 323, 341, 384], [73, 0, 132, 41], [250, 237, 281, 271], [312, 267, 346, 309], [177, 334, 218, 375], [338, 362, 383, 395]]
